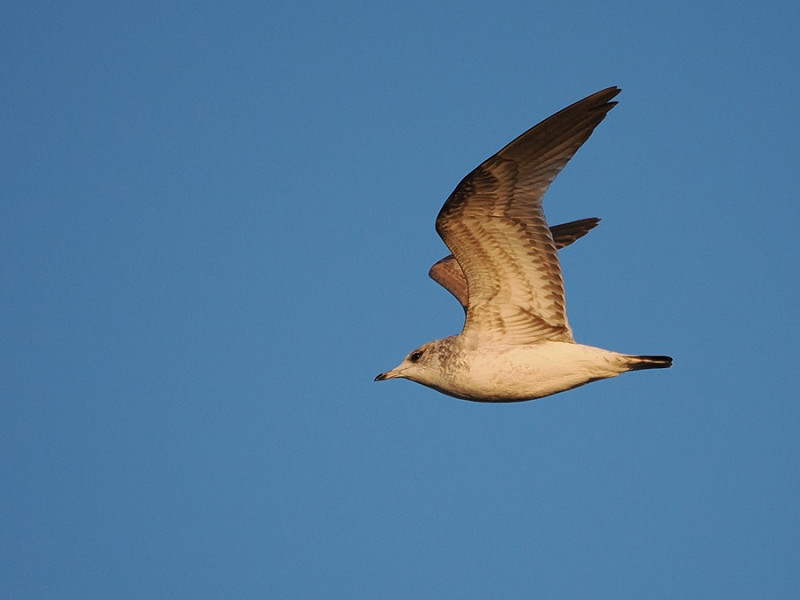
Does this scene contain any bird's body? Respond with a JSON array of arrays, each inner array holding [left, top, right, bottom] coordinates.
[[378, 336, 670, 402], [375, 87, 672, 402]]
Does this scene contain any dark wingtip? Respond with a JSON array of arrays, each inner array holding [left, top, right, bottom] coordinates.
[[587, 86, 621, 108], [374, 373, 387, 382], [550, 217, 603, 249]]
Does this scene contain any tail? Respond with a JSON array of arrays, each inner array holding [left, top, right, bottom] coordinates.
[[625, 354, 673, 371]]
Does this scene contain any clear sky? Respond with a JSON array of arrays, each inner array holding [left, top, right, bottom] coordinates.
[[2, 1, 799, 598]]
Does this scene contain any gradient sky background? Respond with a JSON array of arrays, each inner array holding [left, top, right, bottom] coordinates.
[[2, 2, 799, 598]]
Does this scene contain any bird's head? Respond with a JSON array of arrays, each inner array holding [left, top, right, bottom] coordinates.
[[375, 340, 446, 388]]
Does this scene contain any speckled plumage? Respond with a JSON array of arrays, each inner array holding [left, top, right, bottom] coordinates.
[[375, 87, 672, 402]]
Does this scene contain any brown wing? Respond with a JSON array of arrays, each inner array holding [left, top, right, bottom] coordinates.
[[429, 217, 601, 310], [435, 87, 620, 344], [549, 217, 602, 249]]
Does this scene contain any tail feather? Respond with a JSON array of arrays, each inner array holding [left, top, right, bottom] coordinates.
[[626, 354, 673, 371]]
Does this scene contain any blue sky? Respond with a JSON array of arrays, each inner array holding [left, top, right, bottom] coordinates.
[[2, 1, 799, 598]]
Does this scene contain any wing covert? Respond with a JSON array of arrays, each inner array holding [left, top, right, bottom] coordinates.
[[429, 217, 601, 310]]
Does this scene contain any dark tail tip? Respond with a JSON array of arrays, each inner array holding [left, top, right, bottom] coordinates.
[[627, 355, 673, 371]]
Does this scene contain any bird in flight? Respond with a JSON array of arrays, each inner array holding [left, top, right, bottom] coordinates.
[[375, 87, 672, 402]]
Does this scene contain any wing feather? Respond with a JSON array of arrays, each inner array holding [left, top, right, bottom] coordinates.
[[435, 87, 620, 344], [429, 217, 601, 310]]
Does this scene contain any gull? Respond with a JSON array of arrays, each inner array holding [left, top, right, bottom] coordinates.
[[375, 87, 672, 402]]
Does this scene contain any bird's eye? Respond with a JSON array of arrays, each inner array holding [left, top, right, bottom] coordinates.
[[409, 350, 423, 363]]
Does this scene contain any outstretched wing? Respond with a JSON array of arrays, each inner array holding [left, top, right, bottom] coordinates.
[[429, 217, 601, 310], [435, 87, 620, 344]]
